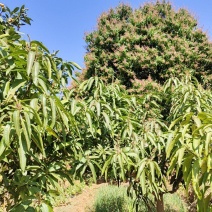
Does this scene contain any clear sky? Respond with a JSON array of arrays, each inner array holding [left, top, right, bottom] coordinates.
[[4, 0, 212, 70]]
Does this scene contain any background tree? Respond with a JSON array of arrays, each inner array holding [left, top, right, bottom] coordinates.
[[82, 1, 212, 88]]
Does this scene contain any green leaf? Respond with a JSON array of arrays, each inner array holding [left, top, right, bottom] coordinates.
[[102, 112, 111, 130], [192, 160, 202, 199], [31, 126, 45, 157], [45, 56, 52, 79], [136, 159, 147, 179], [177, 147, 185, 166], [31, 41, 50, 53], [70, 61, 82, 70], [192, 116, 201, 128], [3, 124, 11, 146], [7, 80, 26, 99], [166, 132, 178, 158], [149, 162, 155, 182], [38, 78, 48, 94], [46, 55, 57, 73], [0, 138, 6, 157], [118, 154, 125, 180], [169, 116, 183, 130], [3, 81, 10, 98], [21, 118, 31, 150], [13, 110, 21, 137], [18, 134, 27, 172], [50, 98, 56, 128], [71, 99, 76, 115], [32, 61, 40, 86], [24, 112, 31, 139], [40, 202, 53, 212], [140, 170, 146, 194], [88, 162, 97, 183], [30, 98, 38, 111], [41, 94, 47, 118], [46, 126, 59, 139], [205, 132, 212, 156], [95, 101, 101, 117], [27, 51, 35, 76], [86, 111, 93, 133]]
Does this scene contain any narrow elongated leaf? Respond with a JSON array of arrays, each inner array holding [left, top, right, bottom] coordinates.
[[102, 112, 111, 130], [149, 162, 155, 182], [88, 162, 97, 183], [41, 94, 47, 118], [32, 61, 40, 86], [26, 51, 35, 76], [13, 110, 21, 137], [136, 159, 147, 179], [71, 99, 76, 115], [18, 134, 27, 172], [46, 126, 59, 139], [24, 112, 31, 138], [3, 81, 10, 98], [95, 101, 101, 117], [46, 55, 57, 72], [0, 138, 6, 157], [140, 170, 146, 194], [38, 78, 48, 94], [30, 98, 38, 111], [31, 130, 45, 157], [3, 124, 10, 146], [31, 41, 50, 53], [86, 112, 93, 133], [70, 61, 82, 70], [118, 154, 125, 180], [50, 98, 56, 128], [192, 160, 202, 199], [177, 147, 185, 166], [166, 132, 180, 158], [205, 132, 212, 156], [20, 118, 30, 150], [45, 56, 52, 79]]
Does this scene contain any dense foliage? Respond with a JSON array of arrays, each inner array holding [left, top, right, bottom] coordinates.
[[0, 2, 212, 212], [0, 5, 80, 211], [82, 1, 212, 88], [72, 75, 212, 211]]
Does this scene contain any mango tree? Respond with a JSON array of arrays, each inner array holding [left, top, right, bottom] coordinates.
[[166, 76, 212, 211], [0, 5, 81, 211], [69, 76, 172, 211]]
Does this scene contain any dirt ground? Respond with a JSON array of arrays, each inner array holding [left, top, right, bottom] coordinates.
[[54, 183, 108, 212]]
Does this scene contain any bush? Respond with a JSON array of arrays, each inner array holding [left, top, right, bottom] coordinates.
[[93, 185, 133, 212]]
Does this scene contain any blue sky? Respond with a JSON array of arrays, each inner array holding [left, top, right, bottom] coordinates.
[[5, 0, 212, 70]]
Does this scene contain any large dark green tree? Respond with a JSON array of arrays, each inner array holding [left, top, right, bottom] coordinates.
[[82, 1, 212, 88]]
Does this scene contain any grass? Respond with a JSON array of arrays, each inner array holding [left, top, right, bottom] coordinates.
[[91, 185, 187, 212], [92, 185, 134, 212], [52, 180, 86, 207], [164, 193, 187, 212]]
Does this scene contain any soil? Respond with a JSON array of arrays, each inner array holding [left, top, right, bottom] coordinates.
[[54, 183, 108, 212]]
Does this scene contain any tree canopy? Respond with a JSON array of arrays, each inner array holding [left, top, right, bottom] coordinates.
[[82, 1, 212, 88]]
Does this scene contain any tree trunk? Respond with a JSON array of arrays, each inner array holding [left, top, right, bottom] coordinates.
[[156, 193, 164, 212]]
